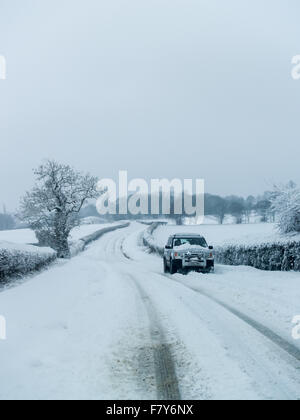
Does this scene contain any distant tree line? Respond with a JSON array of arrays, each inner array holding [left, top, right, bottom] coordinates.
[[0, 183, 286, 234], [79, 190, 275, 225], [205, 191, 275, 224]]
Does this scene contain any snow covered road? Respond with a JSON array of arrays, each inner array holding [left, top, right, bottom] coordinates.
[[0, 222, 300, 400]]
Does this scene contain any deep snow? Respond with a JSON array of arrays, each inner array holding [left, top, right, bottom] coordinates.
[[0, 229, 37, 245]]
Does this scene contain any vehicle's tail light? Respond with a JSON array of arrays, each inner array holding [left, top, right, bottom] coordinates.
[[174, 252, 178, 257]]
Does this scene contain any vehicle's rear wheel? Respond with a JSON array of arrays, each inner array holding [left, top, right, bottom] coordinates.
[[163, 258, 169, 273], [170, 259, 178, 275]]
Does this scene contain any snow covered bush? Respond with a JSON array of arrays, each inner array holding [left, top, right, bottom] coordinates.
[[0, 242, 57, 281], [215, 241, 300, 272], [271, 182, 300, 234]]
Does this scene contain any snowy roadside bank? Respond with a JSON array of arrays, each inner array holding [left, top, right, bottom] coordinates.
[[142, 223, 165, 256], [0, 222, 130, 284]]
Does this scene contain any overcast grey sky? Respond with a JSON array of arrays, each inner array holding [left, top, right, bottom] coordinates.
[[0, 0, 300, 210]]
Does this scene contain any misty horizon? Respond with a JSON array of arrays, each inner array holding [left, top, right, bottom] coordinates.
[[1, 0, 300, 211]]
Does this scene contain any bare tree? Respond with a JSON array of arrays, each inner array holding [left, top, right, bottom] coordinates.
[[213, 196, 227, 225], [20, 161, 99, 258], [226, 196, 245, 224], [0, 213, 15, 230]]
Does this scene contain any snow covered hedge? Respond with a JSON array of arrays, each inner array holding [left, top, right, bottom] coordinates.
[[215, 241, 300, 271], [143, 222, 167, 256], [0, 243, 57, 281]]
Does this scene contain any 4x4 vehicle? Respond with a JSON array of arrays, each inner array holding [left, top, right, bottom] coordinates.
[[163, 234, 214, 274]]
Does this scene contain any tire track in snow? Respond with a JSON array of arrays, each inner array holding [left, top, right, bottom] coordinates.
[[121, 239, 131, 261], [127, 274, 181, 400], [119, 239, 181, 400], [168, 277, 300, 364]]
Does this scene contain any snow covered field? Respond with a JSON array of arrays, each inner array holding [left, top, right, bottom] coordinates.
[[0, 223, 300, 400], [152, 222, 300, 249], [0, 223, 114, 246], [0, 229, 37, 245]]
